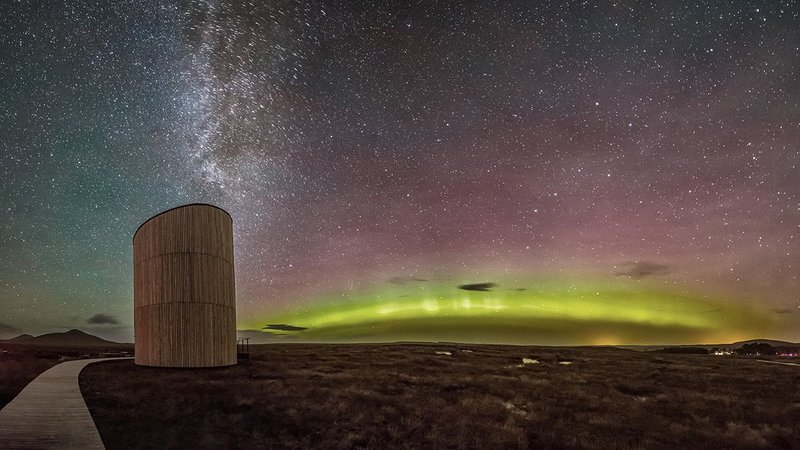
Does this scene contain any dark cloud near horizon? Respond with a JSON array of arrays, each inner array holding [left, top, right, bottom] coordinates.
[[615, 262, 670, 279], [237, 329, 300, 343], [263, 324, 308, 332], [388, 276, 428, 285], [87, 314, 120, 325], [458, 282, 497, 292], [773, 308, 795, 315]]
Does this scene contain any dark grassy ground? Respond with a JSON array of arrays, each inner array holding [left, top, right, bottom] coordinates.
[[0, 343, 133, 408], [80, 344, 800, 449]]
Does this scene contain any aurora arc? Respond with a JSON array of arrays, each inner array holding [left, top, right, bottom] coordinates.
[[248, 278, 776, 345]]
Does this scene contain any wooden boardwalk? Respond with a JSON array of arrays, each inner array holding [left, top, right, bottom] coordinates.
[[0, 357, 131, 449], [758, 359, 800, 367]]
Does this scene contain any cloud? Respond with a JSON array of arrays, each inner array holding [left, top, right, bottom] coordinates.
[[237, 329, 299, 343], [773, 308, 795, 315], [262, 324, 308, 332], [614, 262, 670, 279], [87, 314, 120, 325], [0, 322, 19, 334], [388, 276, 428, 285], [457, 282, 497, 292]]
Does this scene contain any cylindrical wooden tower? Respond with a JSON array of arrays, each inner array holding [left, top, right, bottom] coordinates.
[[133, 203, 236, 367]]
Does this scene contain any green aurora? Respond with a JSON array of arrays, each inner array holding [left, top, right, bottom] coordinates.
[[248, 277, 778, 345]]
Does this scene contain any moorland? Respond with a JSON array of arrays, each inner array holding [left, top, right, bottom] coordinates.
[[79, 343, 800, 449]]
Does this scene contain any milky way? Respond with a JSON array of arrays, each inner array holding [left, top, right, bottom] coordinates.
[[1, 1, 798, 343]]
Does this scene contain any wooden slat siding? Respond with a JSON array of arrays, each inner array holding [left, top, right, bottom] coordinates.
[[133, 204, 236, 368], [134, 304, 235, 367], [134, 205, 234, 264], [134, 254, 234, 307]]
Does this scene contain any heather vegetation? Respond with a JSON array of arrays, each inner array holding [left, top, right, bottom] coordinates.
[[80, 344, 800, 449], [0, 342, 133, 408], [0, 346, 58, 408]]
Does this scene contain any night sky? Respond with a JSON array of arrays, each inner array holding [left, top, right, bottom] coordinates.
[[1, 0, 799, 344]]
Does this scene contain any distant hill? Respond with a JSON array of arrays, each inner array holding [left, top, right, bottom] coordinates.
[[653, 346, 709, 354], [618, 338, 800, 352], [729, 339, 798, 348], [9, 334, 34, 341], [2, 329, 124, 346]]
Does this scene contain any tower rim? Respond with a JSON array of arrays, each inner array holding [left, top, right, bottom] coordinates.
[[132, 203, 232, 241]]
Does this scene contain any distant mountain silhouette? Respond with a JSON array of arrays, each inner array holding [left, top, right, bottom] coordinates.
[[2, 329, 123, 346], [729, 339, 799, 348], [618, 338, 799, 351], [8, 333, 34, 341]]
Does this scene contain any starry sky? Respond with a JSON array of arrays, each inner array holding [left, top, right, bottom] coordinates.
[[1, 0, 799, 344]]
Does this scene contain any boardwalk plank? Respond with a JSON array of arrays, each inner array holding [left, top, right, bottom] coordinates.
[[0, 358, 131, 450]]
